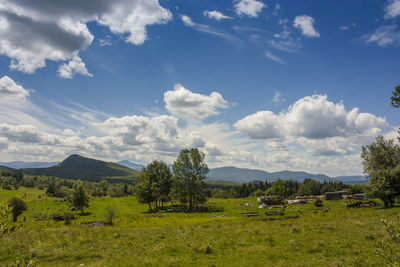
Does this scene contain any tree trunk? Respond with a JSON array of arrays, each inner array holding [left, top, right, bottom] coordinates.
[[81, 207, 84, 214]]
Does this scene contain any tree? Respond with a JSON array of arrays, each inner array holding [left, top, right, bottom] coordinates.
[[147, 160, 172, 208], [361, 136, 400, 207], [172, 148, 209, 210], [391, 84, 400, 108], [135, 169, 155, 211], [297, 179, 321, 196], [8, 197, 27, 222], [70, 181, 89, 214], [135, 160, 172, 211]]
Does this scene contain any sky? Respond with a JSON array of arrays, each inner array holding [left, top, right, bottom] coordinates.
[[0, 0, 399, 176]]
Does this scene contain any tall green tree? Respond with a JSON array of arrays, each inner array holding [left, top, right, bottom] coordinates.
[[70, 181, 90, 214], [172, 148, 209, 210], [361, 136, 400, 207], [391, 84, 400, 108], [135, 169, 155, 211], [135, 160, 172, 210]]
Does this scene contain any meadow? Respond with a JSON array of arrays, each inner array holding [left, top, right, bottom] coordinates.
[[0, 187, 397, 266]]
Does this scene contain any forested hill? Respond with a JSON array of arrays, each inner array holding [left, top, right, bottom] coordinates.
[[20, 154, 138, 183]]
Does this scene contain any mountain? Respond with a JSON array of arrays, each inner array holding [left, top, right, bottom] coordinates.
[[0, 161, 58, 169], [207, 166, 342, 183], [117, 160, 144, 171], [207, 167, 271, 183], [21, 154, 138, 183]]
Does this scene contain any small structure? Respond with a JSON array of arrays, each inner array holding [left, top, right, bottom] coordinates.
[[325, 191, 348, 200]]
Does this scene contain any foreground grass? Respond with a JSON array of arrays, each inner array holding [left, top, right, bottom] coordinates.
[[0, 187, 397, 266]]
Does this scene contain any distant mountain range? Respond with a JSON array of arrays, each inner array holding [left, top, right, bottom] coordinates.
[[0, 161, 58, 169], [207, 166, 367, 184], [0, 156, 367, 184], [117, 160, 144, 171]]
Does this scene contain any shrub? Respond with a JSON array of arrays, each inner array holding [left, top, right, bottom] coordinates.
[[104, 207, 117, 225], [8, 198, 27, 222]]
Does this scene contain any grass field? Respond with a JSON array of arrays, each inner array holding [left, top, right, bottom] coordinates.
[[0, 187, 398, 266]]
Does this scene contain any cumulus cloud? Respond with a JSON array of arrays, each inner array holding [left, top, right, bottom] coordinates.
[[234, 110, 284, 139], [0, 76, 30, 98], [58, 56, 92, 79], [235, 94, 388, 140], [234, 0, 265, 18], [0, 124, 60, 144], [293, 15, 320, 38], [164, 84, 229, 120], [203, 10, 231, 21], [99, 115, 179, 146], [361, 25, 400, 47], [384, 0, 400, 19], [0, 0, 172, 73]]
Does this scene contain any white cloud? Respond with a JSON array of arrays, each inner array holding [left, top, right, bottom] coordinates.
[[164, 84, 229, 120], [58, 56, 92, 79], [234, 0, 265, 18], [0, 0, 172, 74], [293, 15, 320, 38], [362, 25, 400, 47], [0, 124, 60, 145], [234, 110, 284, 139], [235, 94, 388, 140], [384, 0, 400, 19], [339, 26, 349, 31], [265, 51, 285, 64], [99, 115, 179, 146], [181, 15, 241, 44], [0, 76, 30, 98], [272, 92, 286, 103], [181, 15, 194, 27], [203, 10, 231, 21]]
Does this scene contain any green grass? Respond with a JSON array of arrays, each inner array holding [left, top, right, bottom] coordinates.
[[0, 187, 397, 266]]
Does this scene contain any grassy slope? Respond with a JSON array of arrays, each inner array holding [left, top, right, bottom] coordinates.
[[0, 187, 396, 266]]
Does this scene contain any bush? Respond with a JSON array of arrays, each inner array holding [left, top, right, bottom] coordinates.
[[8, 198, 27, 222], [104, 207, 117, 225]]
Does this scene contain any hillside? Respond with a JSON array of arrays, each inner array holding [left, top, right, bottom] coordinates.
[[21, 154, 138, 183], [0, 165, 16, 172], [207, 166, 348, 183]]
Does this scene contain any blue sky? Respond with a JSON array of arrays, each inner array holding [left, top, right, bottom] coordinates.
[[0, 0, 399, 176]]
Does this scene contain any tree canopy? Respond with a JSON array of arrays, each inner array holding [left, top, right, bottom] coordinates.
[[136, 160, 172, 211], [172, 148, 209, 210], [361, 136, 400, 207], [391, 84, 400, 108]]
